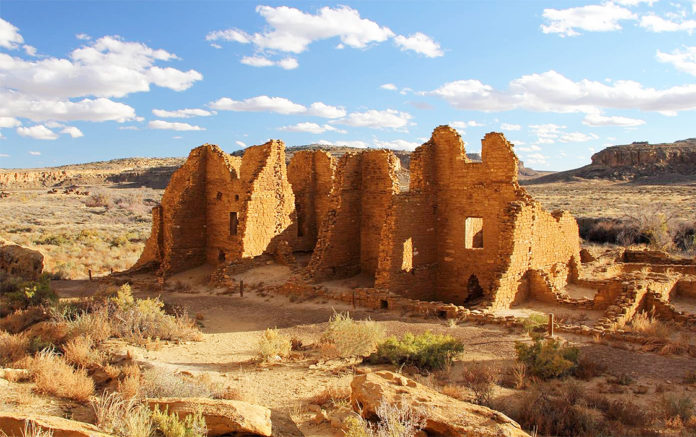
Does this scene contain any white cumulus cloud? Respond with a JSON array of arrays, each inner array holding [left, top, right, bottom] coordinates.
[[429, 70, 696, 116], [393, 32, 443, 57], [582, 113, 646, 126], [380, 83, 398, 91], [657, 46, 696, 75], [17, 124, 59, 140], [279, 122, 346, 134], [640, 14, 696, 32], [541, 3, 637, 36], [373, 138, 421, 150], [0, 18, 24, 50], [148, 120, 205, 131], [152, 108, 215, 118], [28, 151, 41, 156], [210, 96, 345, 118], [500, 123, 521, 131], [60, 126, 84, 138], [334, 109, 412, 130], [206, 5, 441, 68]]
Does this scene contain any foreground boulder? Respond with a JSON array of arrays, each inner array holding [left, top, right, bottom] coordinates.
[[146, 397, 272, 436], [351, 371, 530, 437], [0, 413, 112, 437], [0, 240, 43, 281]]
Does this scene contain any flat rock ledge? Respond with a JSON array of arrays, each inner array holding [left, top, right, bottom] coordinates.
[[145, 397, 272, 436], [351, 371, 530, 437]]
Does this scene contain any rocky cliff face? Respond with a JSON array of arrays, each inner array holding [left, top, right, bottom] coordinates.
[[526, 138, 696, 184], [592, 139, 696, 170]]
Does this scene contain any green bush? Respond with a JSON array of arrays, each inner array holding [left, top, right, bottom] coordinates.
[[33, 233, 71, 246], [515, 336, 579, 379], [370, 331, 464, 371], [151, 406, 207, 437], [3, 274, 57, 311], [522, 313, 548, 334]]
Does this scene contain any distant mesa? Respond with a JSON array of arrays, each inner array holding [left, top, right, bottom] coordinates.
[[526, 138, 696, 185]]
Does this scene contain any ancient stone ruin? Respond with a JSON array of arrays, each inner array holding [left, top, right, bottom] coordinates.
[[133, 126, 581, 310]]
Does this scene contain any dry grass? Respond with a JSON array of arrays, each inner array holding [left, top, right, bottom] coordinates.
[[0, 331, 28, 365], [92, 391, 153, 437], [628, 311, 672, 340], [461, 362, 499, 406], [320, 312, 385, 358], [309, 385, 351, 407], [257, 328, 292, 362], [63, 308, 112, 343], [140, 368, 232, 399], [117, 363, 142, 399], [29, 350, 94, 401], [62, 335, 103, 368], [0, 187, 161, 279], [343, 401, 425, 437]]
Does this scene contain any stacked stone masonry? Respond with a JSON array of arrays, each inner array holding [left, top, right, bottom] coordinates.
[[133, 126, 582, 310]]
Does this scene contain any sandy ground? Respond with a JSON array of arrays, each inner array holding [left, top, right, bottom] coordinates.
[[33, 262, 696, 435]]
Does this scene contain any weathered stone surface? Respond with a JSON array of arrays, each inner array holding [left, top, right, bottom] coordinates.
[[0, 240, 43, 281], [310, 127, 580, 309], [0, 412, 112, 437], [145, 397, 272, 436], [133, 141, 295, 276], [133, 127, 580, 310], [351, 371, 530, 437]]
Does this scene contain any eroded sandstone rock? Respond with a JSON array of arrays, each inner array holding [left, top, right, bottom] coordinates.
[[0, 240, 43, 281], [0, 413, 112, 437], [350, 371, 530, 437], [145, 397, 272, 436]]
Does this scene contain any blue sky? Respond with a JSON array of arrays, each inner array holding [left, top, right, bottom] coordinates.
[[1, 0, 695, 170]]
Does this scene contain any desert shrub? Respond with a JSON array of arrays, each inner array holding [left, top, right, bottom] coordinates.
[[92, 391, 153, 437], [673, 221, 696, 254], [515, 336, 579, 379], [522, 313, 548, 334], [117, 363, 141, 399], [63, 335, 103, 368], [660, 395, 694, 422], [151, 406, 207, 437], [257, 328, 292, 362], [370, 331, 464, 371], [320, 312, 385, 358], [9, 422, 55, 437], [64, 307, 112, 343], [2, 275, 57, 311], [33, 233, 71, 246], [84, 192, 113, 208], [110, 284, 201, 344], [512, 384, 598, 436], [461, 362, 499, 406], [0, 331, 28, 365], [574, 356, 607, 380], [684, 370, 696, 384], [500, 362, 527, 389], [606, 399, 653, 427], [141, 368, 221, 398], [28, 336, 55, 354], [343, 401, 425, 437], [310, 385, 351, 407], [628, 311, 672, 340], [30, 350, 94, 401]]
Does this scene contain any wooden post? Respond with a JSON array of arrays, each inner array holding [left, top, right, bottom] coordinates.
[[88, 269, 92, 281], [239, 280, 244, 297], [548, 313, 554, 337]]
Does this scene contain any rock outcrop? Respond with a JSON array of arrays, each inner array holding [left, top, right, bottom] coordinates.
[[146, 397, 273, 436], [351, 371, 530, 437], [526, 138, 696, 184], [0, 239, 43, 281], [0, 413, 112, 437]]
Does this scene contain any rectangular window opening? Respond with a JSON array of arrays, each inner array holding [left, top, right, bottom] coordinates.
[[465, 217, 483, 249], [230, 212, 238, 236]]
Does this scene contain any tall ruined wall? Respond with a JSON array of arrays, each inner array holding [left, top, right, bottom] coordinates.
[[287, 151, 335, 252], [132, 141, 296, 276], [374, 193, 438, 300], [239, 140, 295, 258], [205, 146, 244, 263], [308, 151, 398, 280]]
